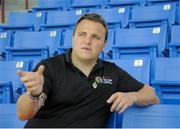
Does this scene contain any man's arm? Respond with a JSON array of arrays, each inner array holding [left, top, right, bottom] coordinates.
[[107, 85, 159, 113], [16, 65, 46, 120], [134, 84, 159, 106], [16, 92, 44, 120]]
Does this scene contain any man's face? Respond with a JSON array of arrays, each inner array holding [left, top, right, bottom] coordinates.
[[72, 19, 106, 61]]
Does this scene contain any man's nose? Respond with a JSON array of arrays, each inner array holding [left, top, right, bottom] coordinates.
[[84, 36, 92, 45]]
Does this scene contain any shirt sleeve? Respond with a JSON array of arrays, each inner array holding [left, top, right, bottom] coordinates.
[[32, 60, 53, 96], [113, 63, 144, 92]]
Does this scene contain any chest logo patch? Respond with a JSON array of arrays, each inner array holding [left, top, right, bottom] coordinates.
[[92, 76, 112, 89]]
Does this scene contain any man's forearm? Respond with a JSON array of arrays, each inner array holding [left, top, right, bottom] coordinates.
[[134, 85, 160, 106], [16, 92, 43, 120]]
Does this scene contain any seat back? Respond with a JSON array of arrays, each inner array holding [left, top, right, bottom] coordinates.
[[106, 0, 146, 7], [107, 112, 123, 128], [33, 0, 70, 11], [151, 57, 180, 104], [147, 0, 179, 5], [70, 0, 103, 9], [58, 29, 73, 54], [0, 81, 13, 103], [130, 4, 176, 28], [122, 104, 180, 128], [101, 28, 115, 59], [0, 32, 12, 60], [89, 7, 130, 28], [6, 31, 61, 61], [169, 25, 180, 57], [113, 27, 167, 59], [41, 10, 84, 30], [109, 58, 150, 84], [0, 61, 30, 102], [0, 104, 26, 127], [7, 12, 46, 31]]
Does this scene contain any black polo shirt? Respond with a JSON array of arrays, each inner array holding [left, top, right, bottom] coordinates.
[[25, 50, 144, 128]]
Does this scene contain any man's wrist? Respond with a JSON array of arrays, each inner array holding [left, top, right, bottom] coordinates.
[[27, 92, 44, 101], [132, 92, 138, 104], [27, 91, 47, 112]]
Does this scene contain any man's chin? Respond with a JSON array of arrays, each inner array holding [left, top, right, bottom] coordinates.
[[78, 54, 97, 61]]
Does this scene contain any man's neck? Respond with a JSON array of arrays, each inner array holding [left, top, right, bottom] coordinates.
[[71, 54, 97, 77]]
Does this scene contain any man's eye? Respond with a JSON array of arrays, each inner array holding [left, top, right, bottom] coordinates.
[[78, 33, 85, 36], [93, 36, 100, 40]]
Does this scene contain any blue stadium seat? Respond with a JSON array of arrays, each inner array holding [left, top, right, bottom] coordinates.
[[113, 26, 168, 59], [0, 32, 12, 60], [109, 58, 150, 84], [0, 12, 46, 31], [122, 104, 180, 128], [5, 31, 61, 61], [31, 59, 41, 70], [101, 28, 115, 59], [0, 61, 30, 103], [0, 104, 26, 128], [89, 7, 130, 28], [41, 10, 84, 31], [169, 25, 180, 57], [147, 0, 179, 5], [107, 112, 123, 128], [70, 0, 103, 10], [0, 82, 13, 103], [106, 0, 146, 7], [130, 3, 176, 29], [32, 0, 70, 11], [151, 57, 180, 104], [58, 29, 73, 54], [178, 1, 180, 25]]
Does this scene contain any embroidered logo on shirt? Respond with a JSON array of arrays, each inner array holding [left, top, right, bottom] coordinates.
[[101, 77, 112, 84], [92, 76, 112, 88]]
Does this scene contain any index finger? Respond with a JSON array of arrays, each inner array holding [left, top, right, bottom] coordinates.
[[107, 92, 119, 104], [17, 69, 29, 77]]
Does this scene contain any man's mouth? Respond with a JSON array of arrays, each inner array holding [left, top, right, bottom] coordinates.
[[81, 47, 92, 51]]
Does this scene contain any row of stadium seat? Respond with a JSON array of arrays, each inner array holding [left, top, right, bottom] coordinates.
[[107, 104, 180, 128], [31, 0, 179, 11], [1, 25, 180, 61], [0, 57, 180, 104], [0, 104, 180, 128], [109, 57, 180, 104], [0, 3, 179, 32]]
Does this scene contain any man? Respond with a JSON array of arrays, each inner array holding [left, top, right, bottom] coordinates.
[[16, 13, 159, 128]]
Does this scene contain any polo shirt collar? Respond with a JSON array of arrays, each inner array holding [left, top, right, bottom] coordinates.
[[65, 49, 104, 70]]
